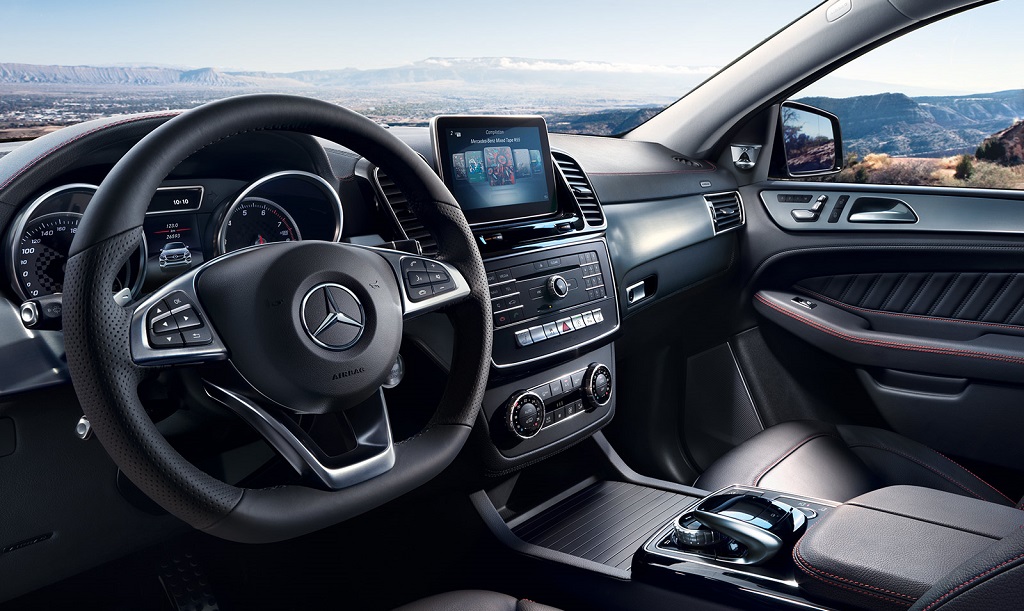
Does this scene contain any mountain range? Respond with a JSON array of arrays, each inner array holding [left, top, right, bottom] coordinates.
[[0, 58, 712, 99], [1, 60, 1021, 155], [798, 90, 1024, 158]]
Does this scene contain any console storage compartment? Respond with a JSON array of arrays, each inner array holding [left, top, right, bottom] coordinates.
[[792, 486, 1024, 610]]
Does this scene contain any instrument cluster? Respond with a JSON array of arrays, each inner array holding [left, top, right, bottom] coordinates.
[[6, 170, 343, 304]]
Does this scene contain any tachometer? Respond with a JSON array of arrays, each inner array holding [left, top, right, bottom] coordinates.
[[218, 197, 301, 254]]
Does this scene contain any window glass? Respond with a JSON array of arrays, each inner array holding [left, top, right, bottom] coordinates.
[[793, 1, 1023, 190]]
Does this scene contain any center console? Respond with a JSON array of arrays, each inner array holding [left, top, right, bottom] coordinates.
[[425, 115, 620, 471], [471, 424, 1024, 611]]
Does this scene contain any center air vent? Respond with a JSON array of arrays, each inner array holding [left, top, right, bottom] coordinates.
[[704, 191, 744, 234], [553, 152, 605, 229], [372, 168, 438, 256]]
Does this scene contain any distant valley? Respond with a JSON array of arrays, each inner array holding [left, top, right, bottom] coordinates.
[[0, 60, 1021, 152]]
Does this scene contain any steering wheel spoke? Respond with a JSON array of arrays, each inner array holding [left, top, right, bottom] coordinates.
[[203, 380, 395, 491], [129, 265, 228, 366], [365, 246, 471, 319]]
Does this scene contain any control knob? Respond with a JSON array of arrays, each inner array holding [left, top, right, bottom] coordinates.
[[547, 274, 569, 300], [505, 391, 546, 439], [582, 363, 612, 409]]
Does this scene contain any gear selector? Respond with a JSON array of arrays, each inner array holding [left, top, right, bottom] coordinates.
[[671, 493, 806, 565]]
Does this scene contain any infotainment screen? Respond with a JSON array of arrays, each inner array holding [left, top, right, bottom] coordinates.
[[431, 115, 556, 226]]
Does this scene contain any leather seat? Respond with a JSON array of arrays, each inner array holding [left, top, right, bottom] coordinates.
[[393, 590, 561, 611], [697, 420, 1018, 506]]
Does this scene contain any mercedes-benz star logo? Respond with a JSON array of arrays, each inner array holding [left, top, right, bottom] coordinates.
[[300, 283, 365, 351]]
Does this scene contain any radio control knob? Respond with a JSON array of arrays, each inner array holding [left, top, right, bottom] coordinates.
[[582, 363, 612, 409], [505, 391, 546, 439], [547, 275, 569, 299]]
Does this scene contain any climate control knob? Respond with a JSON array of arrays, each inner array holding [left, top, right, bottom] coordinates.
[[547, 274, 569, 299], [505, 391, 546, 439], [582, 363, 613, 409]]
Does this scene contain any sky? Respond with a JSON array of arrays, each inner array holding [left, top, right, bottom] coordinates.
[[2, 0, 1021, 96]]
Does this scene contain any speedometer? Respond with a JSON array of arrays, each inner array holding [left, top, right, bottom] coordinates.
[[8, 184, 144, 301], [218, 197, 301, 254], [15, 213, 81, 298]]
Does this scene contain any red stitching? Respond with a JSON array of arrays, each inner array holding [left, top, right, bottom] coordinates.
[[932, 450, 1015, 505], [755, 293, 1024, 366], [848, 443, 986, 502], [919, 552, 1024, 611], [0, 112, 179, 192], [793, 539, 916, 605], [799, 288, 1024, 334], [753, 433, 831, 486]]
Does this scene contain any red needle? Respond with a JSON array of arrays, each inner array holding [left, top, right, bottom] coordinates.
[[256, 235, 266, 245]]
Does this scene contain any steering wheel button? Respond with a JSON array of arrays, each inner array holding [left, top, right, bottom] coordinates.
[[401, 258, 425, 274], [152, 315, 179, 333], [409, 286, 432, 302], [148, 299, 172, 321], [182, 327, 213, 346], [428, 271, 449, 283], [431, 280, 455, 295], [406, 271, 431, 287], [150, 331, 184, 348], [173, 306, 202, 331], [165, 291, 192, 310]]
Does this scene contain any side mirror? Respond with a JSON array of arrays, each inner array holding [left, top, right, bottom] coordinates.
[[774, 102, 843, 177]]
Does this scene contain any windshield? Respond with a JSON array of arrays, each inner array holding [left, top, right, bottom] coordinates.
[[0, 1, 813, 141]]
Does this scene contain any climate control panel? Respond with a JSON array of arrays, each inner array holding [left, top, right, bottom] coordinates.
[[500, 362, 613, 440]]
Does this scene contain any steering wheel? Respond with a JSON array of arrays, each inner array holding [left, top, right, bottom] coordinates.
[[61, 95, 492, 543]]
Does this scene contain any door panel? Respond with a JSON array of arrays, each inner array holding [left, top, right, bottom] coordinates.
[[735, 182, 1024, 476]]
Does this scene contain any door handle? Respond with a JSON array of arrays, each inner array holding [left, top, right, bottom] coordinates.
[[847, 197, 918, 223]]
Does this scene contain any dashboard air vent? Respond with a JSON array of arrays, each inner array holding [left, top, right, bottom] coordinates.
[[704, 191, 744, 234], [553, 152, 605, 229], [672, 155, 702, 168], [373, 168, 438, 256]]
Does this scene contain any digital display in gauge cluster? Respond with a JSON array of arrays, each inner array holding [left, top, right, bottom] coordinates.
[[142, 213, 204, 281], [141, 186, 206, 283]]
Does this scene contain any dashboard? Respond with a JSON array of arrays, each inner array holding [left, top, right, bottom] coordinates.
[[0, 111, 739, 460], [0, 106, 742, 604]]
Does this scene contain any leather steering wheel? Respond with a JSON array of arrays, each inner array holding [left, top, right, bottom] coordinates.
[[62, 94, 492, 543]]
